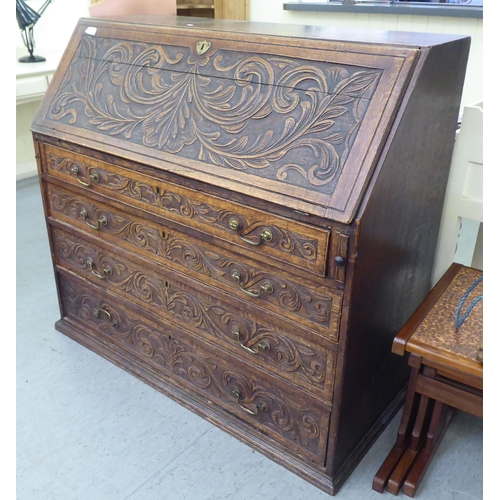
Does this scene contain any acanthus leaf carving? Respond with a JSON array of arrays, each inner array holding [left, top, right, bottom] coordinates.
[[47, 177, 320, 265], [60, 275, 324, 453], [48, 36, 381, 192], [54, 229, 329, 390]]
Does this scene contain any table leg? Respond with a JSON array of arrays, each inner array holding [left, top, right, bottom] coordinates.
[[372, 364, 421, 493], [402, 401, 454, 497], [385, 394, 434, 495]]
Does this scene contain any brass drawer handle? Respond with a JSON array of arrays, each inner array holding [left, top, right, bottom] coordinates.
[[93, 307, 118, 328], [232, 328, 270, 355], [231, 387, 268, 416], [228, 218, 273, 246], [80, 209, 107, 230], [86, 258, 112, 280], [231, 269, 273, 298], [71, 164, 99, 187]]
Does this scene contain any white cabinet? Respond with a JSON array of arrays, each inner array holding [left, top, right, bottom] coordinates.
[[17, 74, 52, 105], [432, 101, 483, 285], [16, 50, 60, 180]]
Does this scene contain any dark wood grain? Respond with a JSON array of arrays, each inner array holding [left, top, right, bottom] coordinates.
[[32, 16, 470, 496], [326, 36, 470, 480]]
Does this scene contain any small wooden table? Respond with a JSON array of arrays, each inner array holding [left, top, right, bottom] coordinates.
[[372, 263, 483, 497]]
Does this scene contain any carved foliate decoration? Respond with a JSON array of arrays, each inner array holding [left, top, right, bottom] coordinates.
[[48, 186, 340, 333], [48, 35, 382, 194], [47, 153, 323, 267], [60, 274, 328, 457], [53, 228, 333, 392]]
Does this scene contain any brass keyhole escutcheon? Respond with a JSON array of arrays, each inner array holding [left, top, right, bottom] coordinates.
[[196, 40, 211, 55]]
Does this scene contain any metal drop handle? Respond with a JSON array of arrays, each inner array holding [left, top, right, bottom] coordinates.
[[231, 269, 273, 298], [71, 164, 99, 187], [232, 328, 270, 355], [231, 387, 268, 416], [80, 209, 107, 230], [228, 218, 273, 246], [93, 307, 118, 328], [86, 258, 112, 280]]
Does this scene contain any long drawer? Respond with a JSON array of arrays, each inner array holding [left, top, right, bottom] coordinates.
[[50, 225, 337, 400], [57, 271, 332, 465], [42, 143, 331, 276], [45, 182, 342, 340]]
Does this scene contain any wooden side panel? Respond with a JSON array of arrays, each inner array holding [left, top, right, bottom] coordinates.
[[328, 37, 471, 478]]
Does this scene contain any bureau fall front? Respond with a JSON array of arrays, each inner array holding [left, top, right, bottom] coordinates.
[[31, 15, 469, 494]]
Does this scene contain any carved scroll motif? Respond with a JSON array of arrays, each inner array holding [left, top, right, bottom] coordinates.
[[48, 36, 382, 192], [53, 229, 329, 388], [60, 275, 325, 452], [62, 279, 219, 394], [47, 154, 320, 264], [49, 188, 335, 329]]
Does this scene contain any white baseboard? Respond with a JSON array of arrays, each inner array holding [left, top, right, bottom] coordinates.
[[17, 161, 38, 181]]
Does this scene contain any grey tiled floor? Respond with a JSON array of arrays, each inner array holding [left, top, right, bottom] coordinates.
[[16, 176, 483, 500]]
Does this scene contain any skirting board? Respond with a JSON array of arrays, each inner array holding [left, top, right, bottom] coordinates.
[[17, 160, 38, 181]]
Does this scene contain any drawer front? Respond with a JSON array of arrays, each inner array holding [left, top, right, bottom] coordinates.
[[58, 272, 331, 464], [45, 182, 341, 339], [43, 143, 330, 276], [51, 225, 336, 399]]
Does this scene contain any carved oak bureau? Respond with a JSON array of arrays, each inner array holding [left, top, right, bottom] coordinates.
[[31, 15, 470, 494]]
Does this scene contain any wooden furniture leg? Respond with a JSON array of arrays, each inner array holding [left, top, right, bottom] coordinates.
[[373, 265, 483, 497], [372, 358, 422, 493], [386, 393, 434, 495], [402, 401, 455, 497]]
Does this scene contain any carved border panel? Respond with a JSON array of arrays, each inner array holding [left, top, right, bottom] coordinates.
[[59, 273, 331, 462], [45, 146, 329, 275], [52, 226, 335, 395], [47, 184, 341, 336], [46, 35, 382, 196]]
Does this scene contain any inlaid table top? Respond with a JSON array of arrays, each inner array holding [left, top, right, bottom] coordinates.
[[373, 264, 483, 498], [393, 263, 483, 379]]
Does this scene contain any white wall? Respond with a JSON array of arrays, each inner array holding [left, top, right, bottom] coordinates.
[[15, 1, 92, 178], [17, 1, 482, 109], [248, 2, 483, 111], [16, 0, 91, 55]]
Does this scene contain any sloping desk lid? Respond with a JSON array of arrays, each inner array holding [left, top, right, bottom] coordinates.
[[33, 16, 422, 223]]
